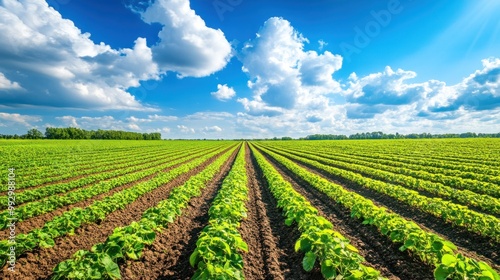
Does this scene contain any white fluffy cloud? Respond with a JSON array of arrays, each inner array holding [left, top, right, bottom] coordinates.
[[0, 73, 22, 90], [202, 125, 222, 133], [211, 84, 236, 101], [0, 112, 41, 127], [55, 116, 128, 130], [56, 116, 79, 127], [128, 123, 141, 130], [0, 0, 159, 110], [424, 58, 500, 112], [177, 125, 195, 133], [0, 0, 233, 110], [239, 17, 343, 115], [126, 114, 178, 123], [136, 0, 232, 77]]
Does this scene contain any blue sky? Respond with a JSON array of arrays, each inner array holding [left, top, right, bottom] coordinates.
[[0, 0, 499, 139]]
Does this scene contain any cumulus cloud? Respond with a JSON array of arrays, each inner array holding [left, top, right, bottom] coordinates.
[[426, 58, 500, 112], [0, 73, 22, 90], [211, 84, 236, 101], [202, 125, 223, 133], [55, 115, 132, 130], [128, 123, 141, 130], [135, 0, 232, 77], [177, 125, 195, 133], [0, 0, 159, 110], [0, 0, 233, 110], [345, 67, 427, 105], [56, 116, 79, 127], [239, 17, 343, 115], [342, 57, 500, 120], [0, 112, 41, 127], [126, 114, 178, 123]]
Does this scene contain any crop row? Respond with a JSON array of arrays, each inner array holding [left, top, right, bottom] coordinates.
[[0, 145, 234, 268], [0, 145, 210, 198], [281, 144, 500, 185], [270, 146, 500, 216], [0, 145, 187, 189], [289, 141, 500, 174], [250, 144, 385, 279], [51, 145, 238, 279], [258, 144, 500, 242], [308, 146, 500, 198], [0, 146, 220, 210], [254, 144, 500, 280], [190, 146, 249, 279], [0, 147, 221, 230]]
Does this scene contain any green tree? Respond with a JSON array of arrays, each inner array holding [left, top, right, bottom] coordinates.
[[25, 128, 44, 139]]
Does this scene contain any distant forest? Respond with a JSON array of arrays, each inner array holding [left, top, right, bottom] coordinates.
[[0, 127, 161, 140], [1, 128, 500, 140], [301, 132, 500, 140]]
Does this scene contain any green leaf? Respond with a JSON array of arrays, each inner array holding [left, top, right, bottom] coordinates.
[[441, 254, 457, 266], [434, 265, 451, 280], [294, 240, 301, 252], [321, 260, 337, 279], [303, 251, 317, 272], [105, 245, 123, 260], [101, 254, 121, 280], [404, 239, 415, 248], [297, 238, 312, 252], [479, 270, 495, 280], [39, 238, 55, 248], [190, 250, 199, 268], [346, 244, 359, 253], [432, 241, 444, 251]]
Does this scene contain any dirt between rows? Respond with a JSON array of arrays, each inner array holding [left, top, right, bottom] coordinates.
[[283, 150, 500, 219], [110, 143, 320, 280], [0, 152, 203, 240], [240, 143, 295, 280], [257, 147, 435, 280], [0, 148, 197, 197], [0, 146, 235, 280], [271, 149, 500, 271], [119, 145, 240, 279]]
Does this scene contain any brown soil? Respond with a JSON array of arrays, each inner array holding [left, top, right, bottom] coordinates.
[[119, 145, 240, 280], [0, 146, 235, 280], [0, 154, 199, 240], [282, 149, 499, 218], [0, 148, 197, 198], [257, 147, 435, 280], [271, 149, 500, 270], [239, 143, 285, 280], [249, 146, 322, 280]]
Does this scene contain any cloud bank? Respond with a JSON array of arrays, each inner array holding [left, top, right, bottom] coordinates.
[[0, 0, 232, 110]]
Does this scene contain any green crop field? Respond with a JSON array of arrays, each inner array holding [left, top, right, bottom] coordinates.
[[0, 139, 499, 280]]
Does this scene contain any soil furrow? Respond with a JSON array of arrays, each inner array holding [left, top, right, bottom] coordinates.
[[239, 143, 284, 280], [0, 149, 173, 196], [280, 149, 499, 218], [258, 147, 435, 280], [0, 147, 233, 280], [250, 147, 322, 279], [0, 156, 197, 240], [120, 146, 239, 280], [273, 150, 500, 270], [1, 149, 197, 202]]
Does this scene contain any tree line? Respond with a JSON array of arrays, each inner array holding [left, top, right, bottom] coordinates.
[[0, 128, 161, 140], [303, 132, 500, 140]]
